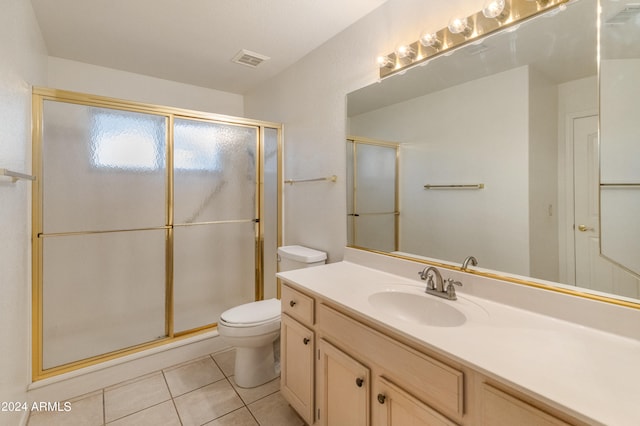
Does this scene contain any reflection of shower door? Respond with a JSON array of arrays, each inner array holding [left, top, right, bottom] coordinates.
[[347, 138, 398, 252]]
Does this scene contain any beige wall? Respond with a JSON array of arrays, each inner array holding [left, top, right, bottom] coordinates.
[[244, 0, 487, 262], [350, 66, 531, 276], [47, 57, 244, 116]]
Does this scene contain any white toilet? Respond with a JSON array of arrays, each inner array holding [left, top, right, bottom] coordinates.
[[217, 245, 327, 388]]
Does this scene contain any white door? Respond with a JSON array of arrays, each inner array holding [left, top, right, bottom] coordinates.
[[573, 115, 640, 296], [573, 115, 600, 289]]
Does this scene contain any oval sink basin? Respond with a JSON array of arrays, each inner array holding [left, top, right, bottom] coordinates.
[[368, 291, 466, 327]]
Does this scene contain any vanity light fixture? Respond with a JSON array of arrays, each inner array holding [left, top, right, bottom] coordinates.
[[448, 16, 473, 36], [377, 0, 570, 79], [482, 0, 510, 21]]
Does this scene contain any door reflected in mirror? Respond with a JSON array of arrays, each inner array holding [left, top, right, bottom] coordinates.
[[346, 0, 640, 303]]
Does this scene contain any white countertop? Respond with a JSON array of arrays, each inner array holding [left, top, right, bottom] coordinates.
[[277, 260, 640, 426]]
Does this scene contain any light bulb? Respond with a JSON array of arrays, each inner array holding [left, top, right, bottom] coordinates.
[[376, 55, 394, 69], [419, 32, 441, 50], [482, 0, 509, 20], [448, 17, 472, 36], [396, 45, 416, 59]]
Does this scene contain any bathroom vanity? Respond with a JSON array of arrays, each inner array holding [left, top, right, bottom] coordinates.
[[278, 249, 640, 426]]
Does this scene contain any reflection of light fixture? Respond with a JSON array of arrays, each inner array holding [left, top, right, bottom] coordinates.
[[419, 32, 442, 50], [376, 55, 394, 69], [482, 0, 510, 21], [448, 16, 473, 36], [396, 45, 416, 60]]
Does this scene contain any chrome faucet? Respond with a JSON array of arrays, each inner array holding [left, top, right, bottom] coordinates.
[[418, 266, 444, 292], [461, 256, 478, 271], [418, 266, 462, 300]]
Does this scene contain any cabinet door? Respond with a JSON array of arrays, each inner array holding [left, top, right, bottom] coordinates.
[[374, 377, 459, 426], [318, 339, 370, 426], [481, 383, 571, 426], [281, 314, 315, 425]]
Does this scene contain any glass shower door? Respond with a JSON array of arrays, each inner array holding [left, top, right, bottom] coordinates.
[[40, 101, 168, 369], [172, 118, 259, 333]]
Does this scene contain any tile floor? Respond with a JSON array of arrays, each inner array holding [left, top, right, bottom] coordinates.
[[27, 349, 305, 426]]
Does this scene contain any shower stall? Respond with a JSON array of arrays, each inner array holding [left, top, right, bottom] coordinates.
[[31, 88, 281, 380]]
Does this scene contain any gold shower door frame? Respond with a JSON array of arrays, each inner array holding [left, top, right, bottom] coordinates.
[[31, 87, 283, 381]]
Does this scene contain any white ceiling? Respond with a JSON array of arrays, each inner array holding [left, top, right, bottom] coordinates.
[[30, 0, 388, 94]]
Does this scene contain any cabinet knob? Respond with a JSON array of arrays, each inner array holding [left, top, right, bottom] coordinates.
[[355, 377, 364, 387], [303, 337, 310, 345], [377, 394, 386, 404], [289, 300, 296, 307]]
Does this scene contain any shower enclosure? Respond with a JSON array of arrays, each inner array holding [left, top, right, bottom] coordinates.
[[31, 88, 281, 380]]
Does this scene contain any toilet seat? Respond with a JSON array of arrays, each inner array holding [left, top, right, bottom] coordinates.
[[220, 298, 281, 327]]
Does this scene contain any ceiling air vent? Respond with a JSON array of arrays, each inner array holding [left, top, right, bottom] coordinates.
[[606, 4, 640, 25], [232, 49, 270, 68]]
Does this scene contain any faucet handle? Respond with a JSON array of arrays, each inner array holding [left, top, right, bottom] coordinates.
[[445, 279, 462, 300]]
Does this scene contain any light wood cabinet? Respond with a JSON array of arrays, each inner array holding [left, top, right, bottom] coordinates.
[[316, 302, 463, 423], [374, 376, 458, 426], [318, 338, 370, 426], [279, 282, 584, 426], [280, 300, 315, 425], [481, 383, 572, 426]]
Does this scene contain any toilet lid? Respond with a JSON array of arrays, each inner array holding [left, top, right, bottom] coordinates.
[[220, 298, 281, 325]]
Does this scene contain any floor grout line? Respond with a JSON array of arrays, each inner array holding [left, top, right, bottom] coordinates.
[[26, 349, 302, 426], [161, 369, 185, 426]]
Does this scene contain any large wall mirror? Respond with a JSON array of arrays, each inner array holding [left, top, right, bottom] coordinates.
[[346, 0, 640, 306]]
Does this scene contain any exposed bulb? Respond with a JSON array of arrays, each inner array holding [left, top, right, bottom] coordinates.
[[419, 32, 441, 50], [376, 55, 394, 69], [482, 0, 509, 20], [396, 45, 416, 60], [448, 16, 472, 36]]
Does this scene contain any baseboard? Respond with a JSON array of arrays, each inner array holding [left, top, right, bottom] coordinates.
[[27, 331, 230, 403]]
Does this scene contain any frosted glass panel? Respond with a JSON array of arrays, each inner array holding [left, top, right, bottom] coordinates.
[[174, 119, 257, 224], [42, 230, 166, 369], [353, 214, 396, 252], [42, 101, 167, 233], [348, 141, 397, 250], [173, 223, 256, 333], [263, 127, 279, 299], [601, 188, 640, 274], [356, 144, 396, 213]]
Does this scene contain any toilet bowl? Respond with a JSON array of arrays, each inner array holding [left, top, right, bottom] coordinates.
[[217, 245, 327, 388], [218, 298, 281, 388]]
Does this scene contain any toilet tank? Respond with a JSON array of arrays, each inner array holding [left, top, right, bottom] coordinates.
[[277, 245, 327, 272]]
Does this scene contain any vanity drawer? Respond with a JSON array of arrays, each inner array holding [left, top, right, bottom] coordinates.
[[317, 303, 464, 420], [281, 284, 314, 325]]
